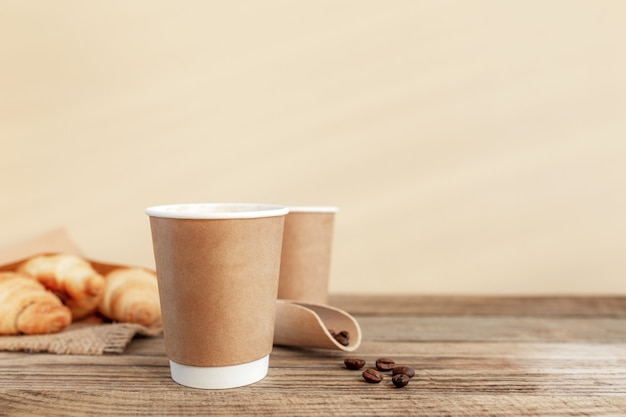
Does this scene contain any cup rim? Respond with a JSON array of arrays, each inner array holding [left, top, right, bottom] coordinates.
[[287, 206, 338, 213], [145, 203, 289, 219]]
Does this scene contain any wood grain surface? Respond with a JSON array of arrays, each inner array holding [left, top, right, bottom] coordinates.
[[1, 295, 625, 416]]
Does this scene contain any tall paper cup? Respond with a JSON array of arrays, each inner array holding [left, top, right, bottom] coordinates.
[[278, 206, 338, 304], [145, 203, 288, 389]]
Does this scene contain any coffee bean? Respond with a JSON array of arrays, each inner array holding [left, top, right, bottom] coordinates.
[[375, 357, 395, 371], [392, 373, 410, 388], [392, 366, 415, 378], [332, 330, 350, 346], [362, 369, 383, 383], [344, 358, 366, 370]]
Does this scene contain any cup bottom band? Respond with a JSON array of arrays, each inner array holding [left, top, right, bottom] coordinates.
[[169, 355, 270, 389]]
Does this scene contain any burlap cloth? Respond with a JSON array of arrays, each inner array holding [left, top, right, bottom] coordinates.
[[0, 322, 162, 355]]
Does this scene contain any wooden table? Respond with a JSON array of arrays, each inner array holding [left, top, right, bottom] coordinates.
[[1, 295, 626, 416]]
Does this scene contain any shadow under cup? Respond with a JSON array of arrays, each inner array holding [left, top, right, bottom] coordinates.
[[145, 203, 288, 389]]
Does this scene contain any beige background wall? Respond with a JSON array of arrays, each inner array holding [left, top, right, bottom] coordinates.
[[1, 1, 625, 294]]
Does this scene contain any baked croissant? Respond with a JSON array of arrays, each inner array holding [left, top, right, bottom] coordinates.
[[17, 254, 105, 320], [0, 272, 72, 335], [99, 268, 161, 327]]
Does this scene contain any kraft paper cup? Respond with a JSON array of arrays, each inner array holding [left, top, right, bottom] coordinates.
[[278, 206, 338, 304], [145, 203, 288, 389]]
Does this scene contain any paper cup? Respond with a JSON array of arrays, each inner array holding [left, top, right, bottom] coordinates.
[[146, 203, 288, 389], [278, 206, 338, 304]]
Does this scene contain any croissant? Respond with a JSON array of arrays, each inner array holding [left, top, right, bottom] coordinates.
[[0, 272, 72, 335], [17, 253, 105, 320], [99, 268, 161, 327]]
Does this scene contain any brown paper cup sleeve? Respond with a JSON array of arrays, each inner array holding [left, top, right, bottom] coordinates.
[[274, 300, 362, 352]]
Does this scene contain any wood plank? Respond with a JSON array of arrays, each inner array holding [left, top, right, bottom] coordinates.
[[2, 390, 626, 417], [3, 339, 625, 379], [330, 295, 626, 317], [3, 390, 626, 415], [2, 339, 625, 395], [357, 316, 626, 343]]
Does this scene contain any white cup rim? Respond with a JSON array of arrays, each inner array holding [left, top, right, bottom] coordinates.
[[287, 206, 338, 213], [145, 203, 289, 219]]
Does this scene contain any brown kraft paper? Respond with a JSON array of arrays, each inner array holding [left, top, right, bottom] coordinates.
[[278, 212, 335, 304], [149, 216, 284, 367], [274, 300, 361, 352]]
